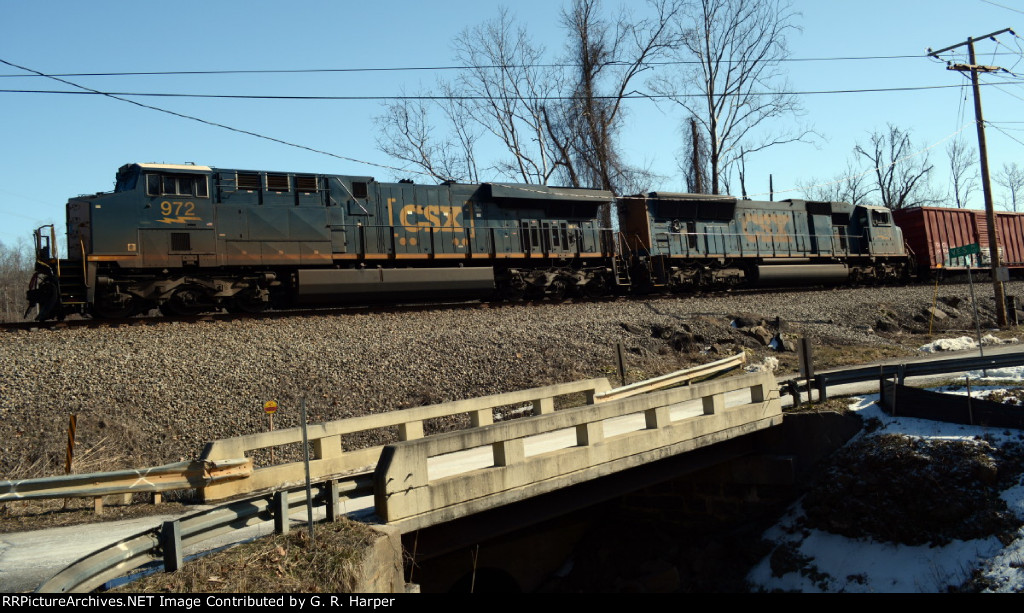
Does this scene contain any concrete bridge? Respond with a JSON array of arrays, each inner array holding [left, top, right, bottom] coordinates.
[[6, 359, 787, 593], [199, 365, 784, 533]]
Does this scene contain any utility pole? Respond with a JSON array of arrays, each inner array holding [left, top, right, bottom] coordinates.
[[929, 28, 1014, 327]]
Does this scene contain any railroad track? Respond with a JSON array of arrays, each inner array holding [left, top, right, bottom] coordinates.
[[9, 262, 1011, 333], [0, 280, 953, 332]]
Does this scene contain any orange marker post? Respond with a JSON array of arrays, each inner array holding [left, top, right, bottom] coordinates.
[[264, 401, 278, 463]]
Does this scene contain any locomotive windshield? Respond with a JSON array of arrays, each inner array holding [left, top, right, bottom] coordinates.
[[114, 165, 140, 192]]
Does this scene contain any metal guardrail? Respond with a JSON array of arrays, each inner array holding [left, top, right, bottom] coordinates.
[[812, 351, 1024, 400], [0, 459, 251, 503], [36, 474, 373, 594], [594, 352, 746, 402]]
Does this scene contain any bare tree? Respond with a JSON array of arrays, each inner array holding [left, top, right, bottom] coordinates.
[[996, 162, 1024, 212], [946, 137, 978, 209], [551, 0, 682, 199], [0, 238, 32, 322], [374, 0, 678, 204], [679, 116, 710, 193], [451, 9, 559, 184], [374, 90, 481, 183], [654, 0, 813, 195], [798, 160, 872, 204], [854, 125, 938, 210]]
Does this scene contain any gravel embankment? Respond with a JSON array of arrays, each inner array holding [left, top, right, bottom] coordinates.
[[2, 281, 1021, 479]]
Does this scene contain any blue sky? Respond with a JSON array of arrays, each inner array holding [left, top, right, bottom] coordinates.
[[1, 0, 1021, 246]]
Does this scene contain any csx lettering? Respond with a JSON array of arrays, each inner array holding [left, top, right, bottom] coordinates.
[[399, 204, 464, 232]]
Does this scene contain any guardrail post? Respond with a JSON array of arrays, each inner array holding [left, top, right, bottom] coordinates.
[[576, 421, 604, 446], [399, 421, 424, 441], [532, 397, 554, 415], [702, 393, 724, 415], [470, 409, 492, 428], [324, 480, 340, 522], [816, 376, 828, 401], [274, 491, 289, 535], [493, 439, 525, 466], [161, 520, 183, 572], [644, 406, 670, 428], [312, 435, 342, 461]]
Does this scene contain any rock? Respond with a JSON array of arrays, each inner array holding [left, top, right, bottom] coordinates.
[[732, 313, 766, 329], [876, 315, 900, 332], [745, 326, 774, 346]]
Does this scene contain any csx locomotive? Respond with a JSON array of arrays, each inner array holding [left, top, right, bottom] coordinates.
[[26, 162, 911, 320]]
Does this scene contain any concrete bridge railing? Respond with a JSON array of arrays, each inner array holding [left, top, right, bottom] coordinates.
[[199, 378, 612, 501], [373, 371, 782, 531]]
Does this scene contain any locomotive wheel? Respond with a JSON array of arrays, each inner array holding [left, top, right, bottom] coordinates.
[[547, 279, 568, 302], [28, 279, 61, 321], [583, 275, 611, 298], [226, 290, 269, 314], [93, 292, 138, 319], [159, 286, 210, 316]]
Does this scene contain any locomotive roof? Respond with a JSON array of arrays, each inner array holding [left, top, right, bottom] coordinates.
[[487, 183, 613, 201], [132, 163, 212, 172]]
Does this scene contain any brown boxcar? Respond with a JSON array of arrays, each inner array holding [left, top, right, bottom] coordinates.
[[892, 207, 1024, 273]]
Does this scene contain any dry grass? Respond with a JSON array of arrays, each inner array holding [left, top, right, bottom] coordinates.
[[0, 495, 193, 534], [784, 396, 859, 416], [112, 518, 380, 593], [811, 339, 923, 372]]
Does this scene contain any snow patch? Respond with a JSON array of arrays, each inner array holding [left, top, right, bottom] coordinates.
[[745, 356, 778, 373], [919, 335, 1019, 353]]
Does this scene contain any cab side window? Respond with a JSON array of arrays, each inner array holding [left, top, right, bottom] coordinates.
[[145, 174, 209, 198]]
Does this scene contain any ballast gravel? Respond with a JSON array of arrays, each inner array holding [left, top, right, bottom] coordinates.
[[2, 281, 1021, 478]]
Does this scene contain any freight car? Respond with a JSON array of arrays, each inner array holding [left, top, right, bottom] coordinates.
[[893, 206, 1024, 274], [26, 163, 622, 320], [619, 193, 911, 289], [25, 163, 915, 321]]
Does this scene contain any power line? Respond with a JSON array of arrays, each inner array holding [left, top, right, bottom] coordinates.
[[0, 54, 979, 79], [4, 81, 1022, 101], [979, 0, 1024, 15], [990, 123, 1024, 148], [0, 58, 433, 179]]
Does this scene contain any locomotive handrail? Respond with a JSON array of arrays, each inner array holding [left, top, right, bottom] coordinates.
[[651, 230, 866, 259]]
